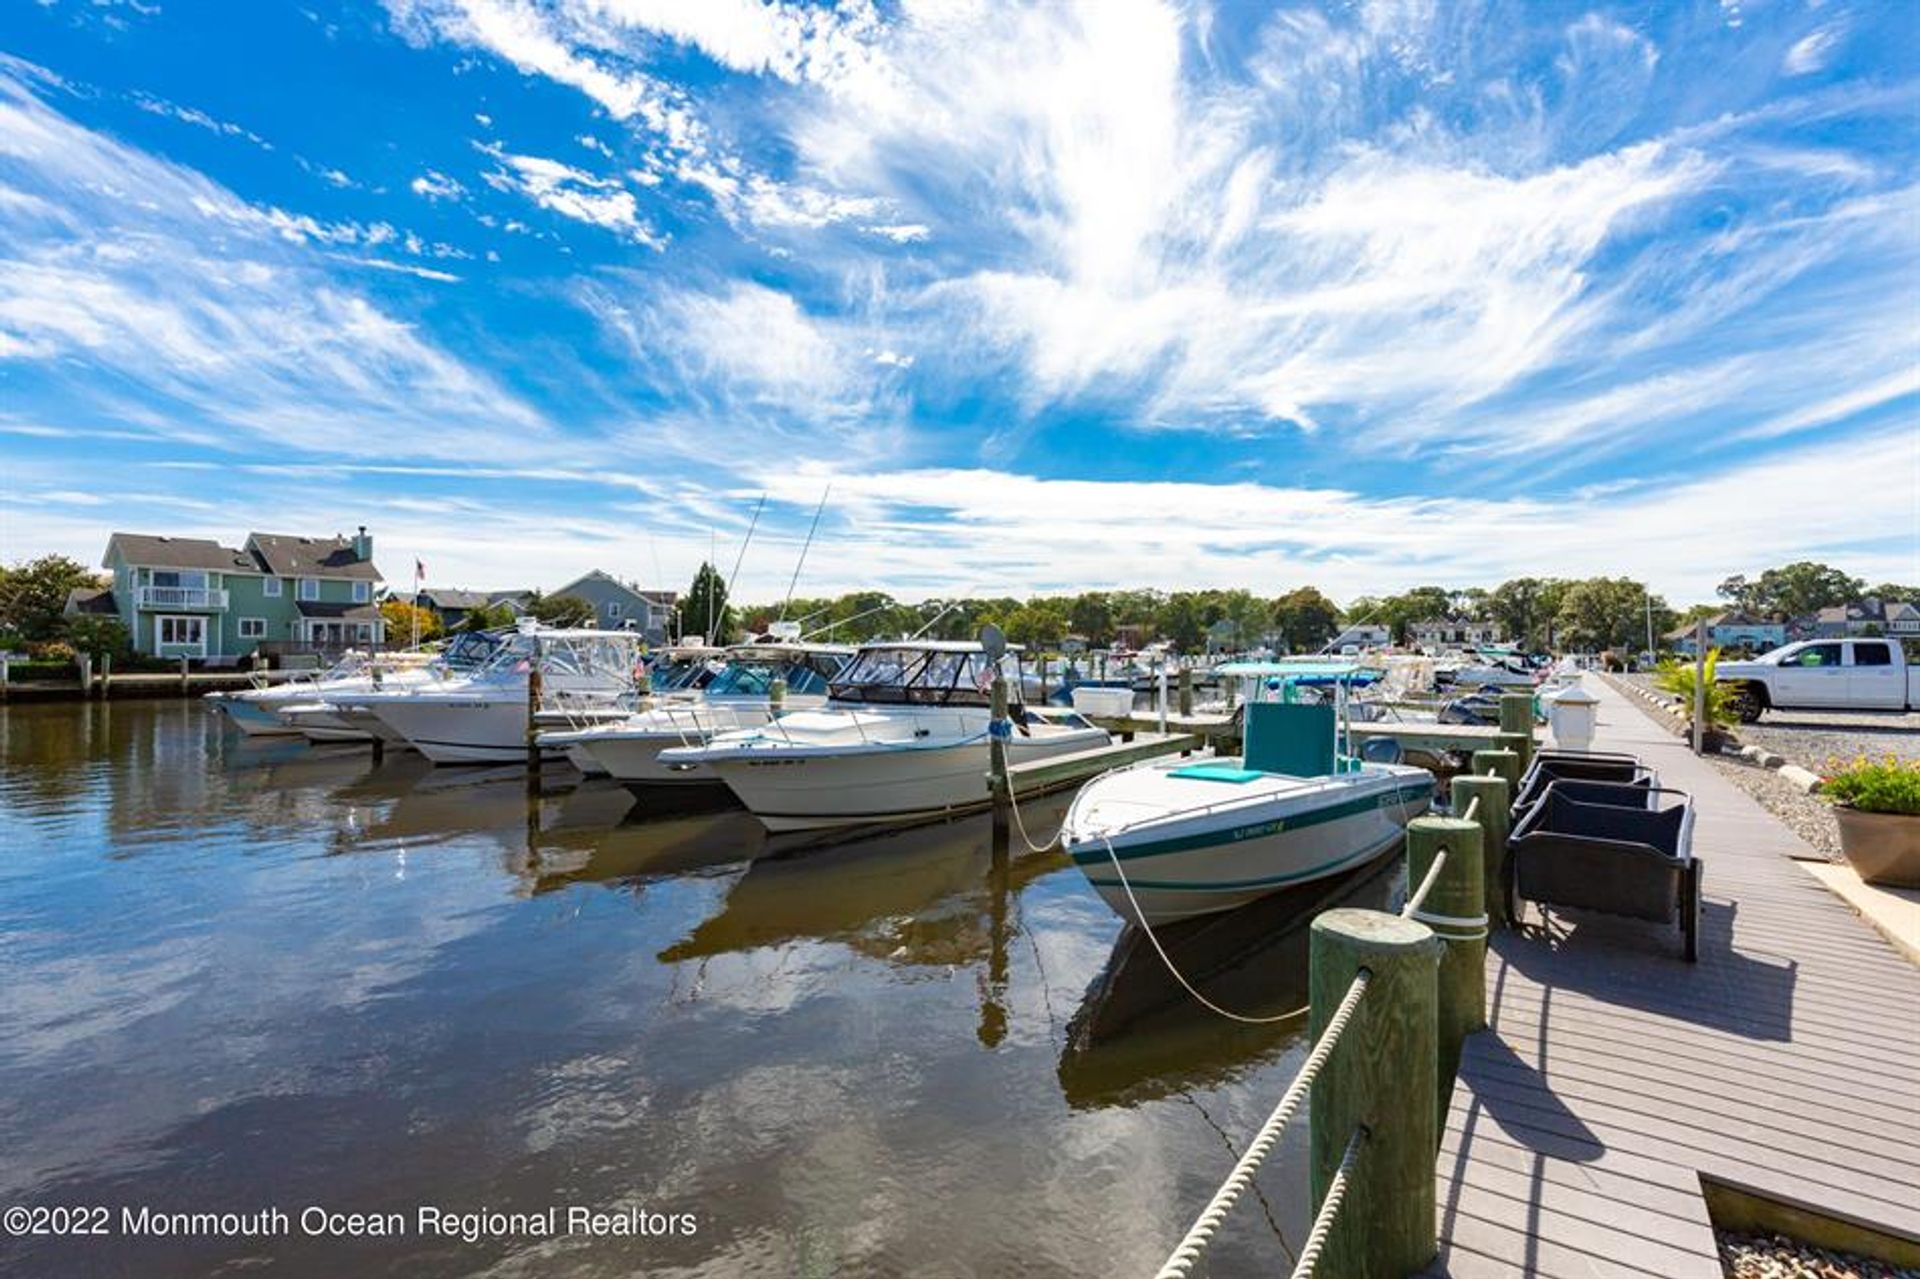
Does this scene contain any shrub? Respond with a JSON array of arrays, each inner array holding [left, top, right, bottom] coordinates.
[[1823, 755, 1920, 816], [27, 640, 76, 664], [1652, 648, 1739, 729]]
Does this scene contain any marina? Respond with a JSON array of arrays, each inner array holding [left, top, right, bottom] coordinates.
[[6, 649, 1918, 1277]]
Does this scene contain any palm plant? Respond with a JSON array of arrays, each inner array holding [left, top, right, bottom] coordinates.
[[1652, 647, 1739, 729]]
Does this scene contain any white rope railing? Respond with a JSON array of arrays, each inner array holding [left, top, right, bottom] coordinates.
[[1289, 1125, 1366, 1279], [1153, 971, 1371, 1279]]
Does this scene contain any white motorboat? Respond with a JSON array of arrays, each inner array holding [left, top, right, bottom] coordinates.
[[205, 650, 441, 737], [539, 639, 855, 788], [658, 641, 1111, 831], [340, 627, 645, 765], [1062, 664, 1433, 924], [270, 630, 510, 744]]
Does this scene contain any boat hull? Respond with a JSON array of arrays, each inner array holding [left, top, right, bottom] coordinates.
[[369, 696, 561, 765], [1067, 771, 1433, 924], [214, 696, 301, 737], [703, 729, 1108, 832]]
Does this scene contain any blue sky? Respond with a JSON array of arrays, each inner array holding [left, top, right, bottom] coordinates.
[[1, 0, 1915, 604]]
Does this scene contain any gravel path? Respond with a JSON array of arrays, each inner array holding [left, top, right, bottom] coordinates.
[[1717, 1230, 1919, 1278], [1617, 675, 1920, 772]]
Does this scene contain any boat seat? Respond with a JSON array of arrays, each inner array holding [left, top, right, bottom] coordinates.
[[1359, 738, 1404, 765], [1242, 702, 1336, 778]]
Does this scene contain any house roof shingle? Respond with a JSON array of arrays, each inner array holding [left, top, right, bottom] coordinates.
[[247, 533, 381, 581], [64, 586, 119, 617], [419, 588, 493, 611], [104, 533, 258, 574]]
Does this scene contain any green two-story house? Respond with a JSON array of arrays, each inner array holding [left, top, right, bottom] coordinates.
[[82, 528, 386, 661]]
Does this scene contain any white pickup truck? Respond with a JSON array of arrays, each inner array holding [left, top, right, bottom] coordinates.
[[1715, 637, 1920, 721]]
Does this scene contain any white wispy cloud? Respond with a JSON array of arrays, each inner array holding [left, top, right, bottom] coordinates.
[[477, 142, 663, 246], [1784, 26, 1843, 76], [0, 66, 548, 460], [410, 169, 466, 200]]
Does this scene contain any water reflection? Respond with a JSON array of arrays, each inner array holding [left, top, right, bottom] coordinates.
[[1058, 860, 1401, 1110], [1, 701, 1393, 1278]]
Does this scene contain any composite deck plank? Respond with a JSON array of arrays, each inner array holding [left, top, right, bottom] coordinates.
[[1427, 678, 1920, 1276]]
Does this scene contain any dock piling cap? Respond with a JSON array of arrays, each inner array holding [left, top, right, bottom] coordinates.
[[1543, 685, 1599, 705], [1312, 907, 1439, 955]]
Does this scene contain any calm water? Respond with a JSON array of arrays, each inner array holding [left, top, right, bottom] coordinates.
[[0, 699, 1399, 1278]]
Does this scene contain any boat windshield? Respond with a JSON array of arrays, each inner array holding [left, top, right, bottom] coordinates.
[[651, 657, 721, 691], [703, 657, 836, 697], [438, 630, 507, 671], [827, 646, 1013, 707]]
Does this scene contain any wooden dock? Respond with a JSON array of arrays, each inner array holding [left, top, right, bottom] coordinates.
[[1002, 731, 1202, 795], [1427, 677, 1920, 1276]]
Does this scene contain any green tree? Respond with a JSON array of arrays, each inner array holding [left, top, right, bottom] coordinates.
[[1067, 592, 1114, 646], [64, 615, 131, 661], [1004, 598, 1070, 648], [1270, 586, 1341, 653], [0, 555, 99, 642], [1555, 577, 1671, 652], [1487, 577, 1575, 649], [1864, 583, 1920, 605], [380, 599, 443, 645], [683, 562, 733, 643], [458, 602, 518, 632], [1158, 593, 1210, 653], [1739, 561, 1864, 618], [530, 592, 596, 628]]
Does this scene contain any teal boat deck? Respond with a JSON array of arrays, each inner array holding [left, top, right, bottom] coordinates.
[[1426, 677, 1920, 1277]]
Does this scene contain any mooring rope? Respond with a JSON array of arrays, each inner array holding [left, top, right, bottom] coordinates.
[[1401, 847, 1449, 920], [1153, 971, 1371, 1279], [1288, 1125, 1366, 1279], [1098, 831, 1311, 1026], [996, 743, 1063, 855]]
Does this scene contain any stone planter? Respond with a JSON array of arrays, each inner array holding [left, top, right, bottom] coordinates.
[[1833, 805, 1920, 890]]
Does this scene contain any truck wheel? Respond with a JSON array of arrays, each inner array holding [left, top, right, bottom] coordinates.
[[1728, 686, 1763, 723]]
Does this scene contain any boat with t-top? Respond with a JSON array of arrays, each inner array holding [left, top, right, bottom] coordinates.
[[658, 640, 1111, 831], [538, 637, 856, 789]]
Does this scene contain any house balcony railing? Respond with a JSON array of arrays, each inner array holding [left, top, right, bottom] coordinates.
[[136, 586, 229, 610]]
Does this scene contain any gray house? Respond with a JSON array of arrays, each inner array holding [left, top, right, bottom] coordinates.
[[549, 571, 677, 643], [414, 587, 497, 630]]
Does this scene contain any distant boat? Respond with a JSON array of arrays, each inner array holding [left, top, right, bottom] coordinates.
[[659, 640, 1110, 831], [539, 638, 856, 789], [207, 649, 443, 737], [335, 626, 645, 765], [1062, 663, 1432, 924]]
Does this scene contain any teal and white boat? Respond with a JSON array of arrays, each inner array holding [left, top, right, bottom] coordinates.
[[1062, 664, 1433, 925]]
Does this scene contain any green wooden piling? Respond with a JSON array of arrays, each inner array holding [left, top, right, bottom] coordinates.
[[1405, 816, 1486, 1122], [988, 674, 1010, 854], [1471, 747, 1521, 790], [1451, 773, 1512, 930], [1177, 663, 1193, 717], [769, 676, 787, 715], [1310, 908, 1441, 1278], [1497, 693, 1535, 774]]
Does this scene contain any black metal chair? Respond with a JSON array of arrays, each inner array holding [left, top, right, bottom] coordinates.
[[1507, 781, 1701, 961], [1513, 753, 1656, 815]]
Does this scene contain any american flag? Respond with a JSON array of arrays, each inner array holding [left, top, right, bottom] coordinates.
[[415, 558, 425, 582]]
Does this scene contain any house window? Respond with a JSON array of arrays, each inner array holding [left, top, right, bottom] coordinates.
[[355, 623, 373, 641], [352, 581, 369, 603], [156, 616, 206, 653], [238, 618, 267, 639], [298, 579, 319, 601], [264, 577, 283, 597], [606, 602, 622, 619], [153, 570, 208, 589]]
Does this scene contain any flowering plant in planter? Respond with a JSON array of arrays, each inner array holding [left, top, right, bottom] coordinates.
[[1823, 755, 1920, 815], [1823, 755, 1920, 888]]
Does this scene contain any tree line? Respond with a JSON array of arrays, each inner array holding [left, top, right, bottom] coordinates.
[[2, 551, 1911, 661]]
